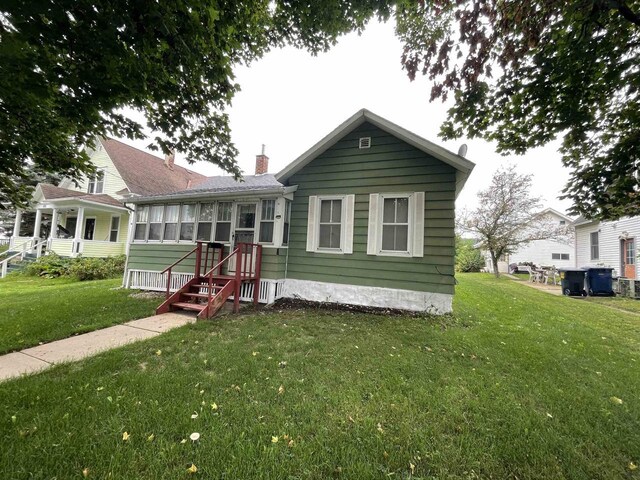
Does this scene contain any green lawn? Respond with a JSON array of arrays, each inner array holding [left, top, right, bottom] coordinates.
[[585, 295, 640, 315], [1, 274, 639, 479], [0, 276, 159, 354]]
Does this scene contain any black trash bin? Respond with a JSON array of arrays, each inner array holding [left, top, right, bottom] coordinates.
[[559, 268, 587, 296], [586, 267, 615, 296]]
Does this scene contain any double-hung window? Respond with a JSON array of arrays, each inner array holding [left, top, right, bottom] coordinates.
[[306, 195, 355, 254], [259, 200, 276, 243], [215, 202, 232, 243], [282, 201, 291, 246], [134, 206, 149, 241], [196, 203, 214, 241], [109, 216, 120, 242], [163, 205, 179, 241], [590, 231, 599, 260], [367, 192, 424, 257], [148, 205, 164, 241], [87, 170, 105, 194], [179, 204, 196, 241]]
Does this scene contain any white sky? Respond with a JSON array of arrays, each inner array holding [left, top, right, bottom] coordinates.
[[121, 20, 573, 216]]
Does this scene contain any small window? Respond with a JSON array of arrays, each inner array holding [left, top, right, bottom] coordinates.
[[561, 253, 570, 260], [259, 200, 275, 243], [381, 197, 409, 252], [163, 205, 179, 241], [318, 199, 342, 249], [282, 201, 291, 246], [148, 205, 164, 241], [87, 170, 105, 194], [559, 220, 566, 225], [552, 253, 561, 260], [179, 204, 196, 241], [359, 137, 371, 149], [214, 202, 232, 242], [134, 206, 148, 240], [196, 203, 214, 241], [109, 216, 120, 242], [590, 231, 599, 260]]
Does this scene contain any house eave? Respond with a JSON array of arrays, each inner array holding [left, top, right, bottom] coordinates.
[[128, 186, 293, 204]]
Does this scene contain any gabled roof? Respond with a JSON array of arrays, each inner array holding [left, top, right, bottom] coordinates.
[[539, 208, 574, 223], [276, 109, 476, 198], [38, 184, 86, 200], [572, 215, 597, 227], [35, 184, 127, 211], [100, 138, 207, 196]]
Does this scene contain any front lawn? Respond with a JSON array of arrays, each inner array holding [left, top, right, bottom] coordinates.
[[0, 277, 159, 354], [585, 295, 640, 315], [1, 274, 639, 479]]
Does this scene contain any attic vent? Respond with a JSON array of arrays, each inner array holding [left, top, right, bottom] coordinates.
[[359, 137, 371, 149]]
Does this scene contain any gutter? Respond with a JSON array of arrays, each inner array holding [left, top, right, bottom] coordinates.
[[128, 185, 298, 204]]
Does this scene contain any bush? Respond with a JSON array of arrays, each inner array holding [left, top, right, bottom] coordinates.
[[23, 253, 72, 277], [455, 237, 486, 273], [23, 254, 126, 280]]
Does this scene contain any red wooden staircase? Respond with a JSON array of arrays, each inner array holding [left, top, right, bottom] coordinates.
[[155, 241, 262, 319]]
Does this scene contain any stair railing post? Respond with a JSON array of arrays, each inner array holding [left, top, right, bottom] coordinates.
[[195, 242, 202, 277], [253, 244, 262, 305], [1, 260, 7, 278], [233, 247, 241, 313], [165, 267, 172, 299]]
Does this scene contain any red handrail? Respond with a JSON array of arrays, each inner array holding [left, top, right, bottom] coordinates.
[[161, 244, 199, 275]]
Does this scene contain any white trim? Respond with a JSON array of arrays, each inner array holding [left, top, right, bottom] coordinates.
[[412, 191, 425, 258], [306, 196, 318, 252], [367, 194, 379, 255], [307, 194, 354, 254], [281, 278, 452, 314]]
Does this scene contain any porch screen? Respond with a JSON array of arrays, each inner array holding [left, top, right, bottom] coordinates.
[[134, 206, 148, 240], [197, 203, 214, 241], [180, 204, 196, 241], [215, 202, 232, 242], [148, 206, 163, 241], [163, 205, 179, 241], [259, 200, 275, 243]]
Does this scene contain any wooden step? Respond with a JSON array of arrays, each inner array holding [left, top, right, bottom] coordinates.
[[192, 283, 228, 290], [171, 302, 206, 312], [183, 292, 211, 299], [198, 275, 235, 281]]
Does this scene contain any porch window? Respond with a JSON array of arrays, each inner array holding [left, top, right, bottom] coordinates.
[[259, 199, 275, 243], [109, 216, 120, 242], [87, 170, 105, 194], [282, 200, 291, 246], [134, 206, 148, 241], [148, 205, 164, 241], [196, 203, 214, 241], [214, 202, 232, 243], [163, 205, 179, 241], [366, 192, 424, 257], [179, 204, 196, 241], [590, 231, 599, 260], [306, 195, 355, 254]]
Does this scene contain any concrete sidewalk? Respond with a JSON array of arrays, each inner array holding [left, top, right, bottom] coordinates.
[[0, 312, 195, 382]]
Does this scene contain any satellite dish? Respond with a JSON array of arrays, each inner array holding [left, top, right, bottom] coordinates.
[[457, 143, 468, 157]]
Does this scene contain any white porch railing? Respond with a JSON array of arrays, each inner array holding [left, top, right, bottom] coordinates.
[[0, 238, 47, 278]]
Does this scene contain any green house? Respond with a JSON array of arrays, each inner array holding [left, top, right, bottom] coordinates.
[[125, 109, 475, 315]]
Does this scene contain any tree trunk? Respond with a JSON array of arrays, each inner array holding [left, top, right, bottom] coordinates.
[[490, 251, 500, 278]]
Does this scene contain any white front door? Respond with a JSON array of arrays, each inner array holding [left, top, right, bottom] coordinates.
[[229, 203, 257, 274]]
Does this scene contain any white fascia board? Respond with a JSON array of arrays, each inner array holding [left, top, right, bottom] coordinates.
[[129, 187, 287, 204]]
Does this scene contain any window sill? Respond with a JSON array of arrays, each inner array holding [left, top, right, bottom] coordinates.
[[376, 250, 412, 257], [313, 248, 346, 255]]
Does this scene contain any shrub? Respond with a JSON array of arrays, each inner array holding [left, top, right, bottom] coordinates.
[[23, 253, 72, 277], [68, 255, 126, 281], [455, 236, 486, 273]]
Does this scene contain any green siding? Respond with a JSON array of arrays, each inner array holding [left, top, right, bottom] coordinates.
[[127, 243, 286, 279], [284, 122, 456, 296]]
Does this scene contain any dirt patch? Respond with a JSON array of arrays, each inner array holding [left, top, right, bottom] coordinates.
[[268, 297, 437, 318], [129, 291, 165, 300]]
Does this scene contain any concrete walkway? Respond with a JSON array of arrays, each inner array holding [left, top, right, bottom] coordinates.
[[0, 312, 195, 382], [505, 275, 562, 296]]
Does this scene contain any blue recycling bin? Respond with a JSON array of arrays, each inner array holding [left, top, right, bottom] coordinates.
[[559, 268, 587, 296], [586, 267, 615, 296]]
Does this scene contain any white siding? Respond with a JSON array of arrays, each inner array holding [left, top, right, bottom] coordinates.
[[575, 216, 640, 280], [58, 144, 128, 199]]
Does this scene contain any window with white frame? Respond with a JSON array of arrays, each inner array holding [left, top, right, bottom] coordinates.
[[87, 170, 105, 194], [134, 206, 148, 240], [552, 253, 570, 261], [147, 205, 164, 241], [109, 216, 120, 242], [590, 231, 599, 260], [215, 202, 232, 242], [306, 195, 354, 254], [282, 200, 291, 246], [179, 204, 196, 241], [367, 192, 424, 257], [163, 205, 179, 241], [196, 203, 214, 241], [259, 199, 275, 243]]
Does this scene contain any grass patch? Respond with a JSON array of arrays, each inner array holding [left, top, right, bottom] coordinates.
[[0, 277, 159, 354], [1, 274, 639, 478], [584, 295, 640, 315]]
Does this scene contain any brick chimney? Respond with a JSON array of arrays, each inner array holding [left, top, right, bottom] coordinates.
[[255, 144, 268, 175], [164, 150, 175, 169]]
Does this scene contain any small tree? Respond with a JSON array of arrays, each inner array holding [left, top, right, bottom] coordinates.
[[458, 166, 570, 277], [455, 236, 485, 273]]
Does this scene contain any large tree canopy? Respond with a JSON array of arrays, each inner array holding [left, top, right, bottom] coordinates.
[[0, 0, 392, 207], [397, 0, 640, 220]]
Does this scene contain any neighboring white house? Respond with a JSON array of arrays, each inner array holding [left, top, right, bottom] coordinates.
[[482, 208, 575, 273], [574, 215, 639, 280]]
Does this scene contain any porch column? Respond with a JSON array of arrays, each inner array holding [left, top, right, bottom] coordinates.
[[10, 209, 22, 247], [73, 207, 85, 256], [49, 209, 59, 239], [33, 208, 43, 240]]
